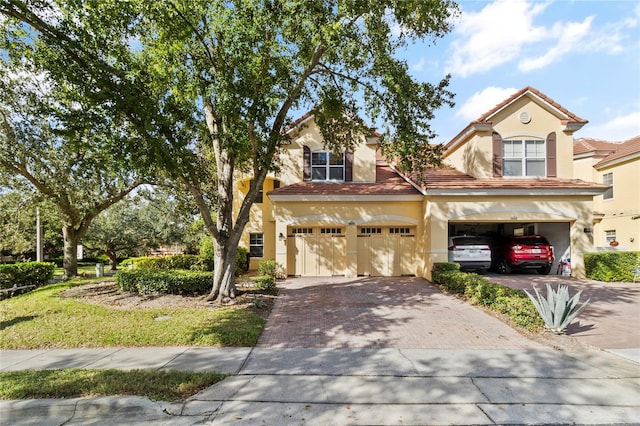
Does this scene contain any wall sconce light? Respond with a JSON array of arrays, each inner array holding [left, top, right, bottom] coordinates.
[[583, 227, 592, 234], [278, 233, 286, 242], [631, 237, 635, 243]]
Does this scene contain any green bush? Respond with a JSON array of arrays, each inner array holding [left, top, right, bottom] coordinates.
[[0, 262, 55, 291], [253, 275, 276, 291], [431, 266, 543, 331], [257, 260, 278, 277], [116, 269, 213, 295], [584, 251, 640, 282], [235, 246, 249, 276], [120, 255, 207, 272]]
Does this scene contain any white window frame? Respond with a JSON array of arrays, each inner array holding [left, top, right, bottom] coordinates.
[[311, 151, 345, 181], [602, 172, 613, 200], [605, 230, 616, 244], [502, 139, 546, 177], [249, 233, 264, 258]]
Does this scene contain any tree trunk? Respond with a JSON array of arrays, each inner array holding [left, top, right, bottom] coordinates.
[[106, 249, 118, 271], [62, 225, 80, 280], [206, 235, 241, 302]]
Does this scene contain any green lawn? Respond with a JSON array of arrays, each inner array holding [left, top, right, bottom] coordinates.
[[0, 369, 226, 401], [53, 262, 106, 279], [0, 278, 265, 348]]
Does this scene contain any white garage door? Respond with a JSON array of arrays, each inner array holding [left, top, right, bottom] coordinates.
[[357, 227, 415, 276], [288, 227, 346, 276]]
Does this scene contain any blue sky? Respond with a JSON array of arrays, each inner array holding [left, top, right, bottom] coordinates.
[[396, 0, 640, 144]]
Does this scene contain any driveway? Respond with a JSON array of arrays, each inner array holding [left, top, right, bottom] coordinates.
[[486, 272, 640, 353], [258, 276, 544, 349]]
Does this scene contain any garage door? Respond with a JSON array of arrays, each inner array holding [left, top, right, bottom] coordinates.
[[288, 227, 346, 276], [357, 227, 415, 276]]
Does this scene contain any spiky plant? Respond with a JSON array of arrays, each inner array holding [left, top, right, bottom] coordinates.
[[524, 283, 590, 334]]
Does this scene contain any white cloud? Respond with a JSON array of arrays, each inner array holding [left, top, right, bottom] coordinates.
[[445, 1, 550, 77], [445, 0, 638, 77], [410, 57, 427, 72], [455, 86, 518, 121], [580, 112, 640, 142], [518, 16, 593, 71]]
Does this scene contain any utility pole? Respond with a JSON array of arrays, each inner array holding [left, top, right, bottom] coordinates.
[[36, 207, 43, 262]]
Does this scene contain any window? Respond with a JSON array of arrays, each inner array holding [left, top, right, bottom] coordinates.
[[249, 233, 264, 257], [292, 227, 313, 234], [603, 173, 613, 200], [389, 227, 411, 234], [605, 230, 616, 244], [320, 227, 343, 235], [359, 227, 382, 235], [503, 139, 545, 177], [311, 152, 344, 181]]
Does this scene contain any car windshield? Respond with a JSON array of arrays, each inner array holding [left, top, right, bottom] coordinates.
[[516, 237, 549, 246], [453, 237, 489, 246]]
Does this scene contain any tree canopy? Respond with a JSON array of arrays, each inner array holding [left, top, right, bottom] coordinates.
[[1, 0, 458, 299]]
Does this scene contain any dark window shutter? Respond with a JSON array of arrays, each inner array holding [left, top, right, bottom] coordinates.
[[546, 132, 557, 177], [303, 146, 311, 181], [492, 132, 503, 177], [345, 151, 353, 181]]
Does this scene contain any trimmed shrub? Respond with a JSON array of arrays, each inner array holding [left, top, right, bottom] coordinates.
[[0, 262, 55, 291], [584, 251, 640, 282], [253, 275, 276, 291], [120, 255, 206, 271], [431, 265, 543, 331], [235, 246, 249, 276], [116, 269, 213, 295]]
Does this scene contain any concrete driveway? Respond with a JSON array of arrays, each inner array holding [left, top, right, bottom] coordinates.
[[258, 276, 544, 349], [486, 272, 640, 358]]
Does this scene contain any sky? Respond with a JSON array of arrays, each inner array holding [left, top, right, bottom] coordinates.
[[395, 0, 640, 144]]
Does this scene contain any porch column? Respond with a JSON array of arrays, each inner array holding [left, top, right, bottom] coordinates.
[[275, 220, 288, 276]]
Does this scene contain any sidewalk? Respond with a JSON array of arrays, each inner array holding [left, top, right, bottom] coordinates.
[[1, 346, 639, 425], [2, 276, 639, 424]]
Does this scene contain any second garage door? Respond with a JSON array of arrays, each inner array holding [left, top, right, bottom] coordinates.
[[357, 226, 416, 276]]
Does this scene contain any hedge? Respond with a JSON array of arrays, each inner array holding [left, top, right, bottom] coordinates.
[[120, 254, 209, 272], [116, 269, 213, 296], [0, 262, 55, 291], [431, 262, 543, 331], [584, 251, 640, 282]]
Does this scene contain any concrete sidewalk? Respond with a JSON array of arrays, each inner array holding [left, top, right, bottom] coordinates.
[[1, 346, 639, 425]]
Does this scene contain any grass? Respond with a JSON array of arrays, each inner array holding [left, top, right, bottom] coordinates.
[[53, 262, 104, 279], [0, 369, 226, 401], [0, 278, 265, 349]]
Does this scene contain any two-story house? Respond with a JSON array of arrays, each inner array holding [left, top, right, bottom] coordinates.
[[236, 86, 608, 279], [573, 136, 640, 251]]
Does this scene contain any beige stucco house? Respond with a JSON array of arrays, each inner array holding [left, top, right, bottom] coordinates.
[[236, 86, 608, 279], [573, 136, 640, 251]]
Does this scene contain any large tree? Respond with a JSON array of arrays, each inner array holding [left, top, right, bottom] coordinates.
[[1, 0, 458, 301], [83, 190, 193, 270], [0, 57, 145, 278]]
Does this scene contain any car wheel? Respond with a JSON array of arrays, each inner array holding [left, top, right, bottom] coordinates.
[[538, 265, 551, 275], [497, 259, 512, 274]]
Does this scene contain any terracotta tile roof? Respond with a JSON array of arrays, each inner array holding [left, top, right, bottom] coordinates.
[[595, 136, 640, 167], [407, 165, 609, 192], [267, 166, 420, 197], [446, 86, 588, 150], [475, 86, 588, 124], [573, 138, 621, 155]]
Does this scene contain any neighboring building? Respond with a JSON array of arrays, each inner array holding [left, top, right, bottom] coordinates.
[[573, 136, 640, 251], [235, 87, 608, 279]]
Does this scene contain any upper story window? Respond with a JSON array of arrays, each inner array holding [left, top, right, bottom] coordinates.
[[503, 139, 545, 177], [311, 152, 344, 181], [602, 172, 613, 200]]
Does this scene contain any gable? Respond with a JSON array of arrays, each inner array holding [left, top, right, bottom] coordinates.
[[443, 87, 584, 180]]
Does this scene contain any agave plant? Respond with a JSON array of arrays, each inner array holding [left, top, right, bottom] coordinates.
[[524, 283, 590, 334]]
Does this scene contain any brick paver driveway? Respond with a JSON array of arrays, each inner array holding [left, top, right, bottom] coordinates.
[[486, 272, 640, 350], [258, 276, 544, 349]]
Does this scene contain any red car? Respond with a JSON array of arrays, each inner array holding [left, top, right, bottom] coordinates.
[[492, 235, 554, 275]]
